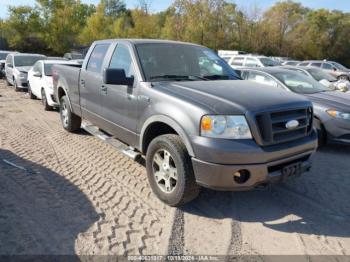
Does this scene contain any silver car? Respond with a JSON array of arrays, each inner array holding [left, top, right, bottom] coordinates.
[[0, 51, 18, 78], [5, 53, 46, 91], [282, 66, 349, 92], [297, 60, 350, 81]]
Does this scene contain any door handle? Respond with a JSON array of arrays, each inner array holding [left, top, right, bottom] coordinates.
[[101, 85, 108, 95], [80, 79, 85, 88]]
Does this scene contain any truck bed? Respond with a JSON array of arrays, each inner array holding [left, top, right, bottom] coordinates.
[[53, 64, 82, 115]]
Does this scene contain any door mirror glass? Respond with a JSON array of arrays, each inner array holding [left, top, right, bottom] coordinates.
[[103, 68, 134, 86]]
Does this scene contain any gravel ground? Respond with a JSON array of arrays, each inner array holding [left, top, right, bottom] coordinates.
[[0, 80, 349, 258]]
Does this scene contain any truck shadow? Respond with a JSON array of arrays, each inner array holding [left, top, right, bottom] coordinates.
[[182, 144, 350, 238], [0, 149, 99, 255]]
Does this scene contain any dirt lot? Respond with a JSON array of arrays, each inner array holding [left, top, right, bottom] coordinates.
[[0, 79, 349, 258]]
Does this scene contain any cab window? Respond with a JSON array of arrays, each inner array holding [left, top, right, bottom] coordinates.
[[322, 63, 334, 70], [109, 44, 134, 77], [33, 62, 42, 73], [245, 58, 259, 67], [311, 62, 322, 67], [86, 44, 110, 73], [231, 57, 244, 66]]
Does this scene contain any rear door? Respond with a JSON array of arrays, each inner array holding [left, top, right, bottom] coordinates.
[[79, 43, 110, 126], [99, 42, 139, 146], [5, 55, 14, 84]]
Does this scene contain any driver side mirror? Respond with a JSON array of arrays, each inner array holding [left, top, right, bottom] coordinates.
[[103, 68, 134, 86], [333, 67, 337, 71]]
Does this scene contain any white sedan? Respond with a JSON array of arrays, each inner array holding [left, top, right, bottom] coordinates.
[[27, 60, 78, 110]]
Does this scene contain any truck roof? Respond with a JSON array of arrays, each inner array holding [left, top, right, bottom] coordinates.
[[93, 39, 203, 47]]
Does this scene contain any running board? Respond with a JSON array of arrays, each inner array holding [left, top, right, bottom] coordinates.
[[81, 121, 142, 160]]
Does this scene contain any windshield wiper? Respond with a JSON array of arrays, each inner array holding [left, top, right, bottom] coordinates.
[[203, 74, 231, 80], [149, 74, 209, 81]]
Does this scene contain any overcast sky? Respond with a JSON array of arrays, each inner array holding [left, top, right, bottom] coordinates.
[[0, 0, 349, 18]]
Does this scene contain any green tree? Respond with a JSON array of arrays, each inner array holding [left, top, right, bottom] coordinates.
[[2, 6, 45, 53], [36, 0, 95, 54]]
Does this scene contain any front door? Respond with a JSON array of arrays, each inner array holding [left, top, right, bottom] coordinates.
[[99, 43, 139, 146], [80, 43, 110, 126]]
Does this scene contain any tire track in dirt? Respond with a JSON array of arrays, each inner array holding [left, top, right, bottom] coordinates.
[[0, 82, 174, 255]]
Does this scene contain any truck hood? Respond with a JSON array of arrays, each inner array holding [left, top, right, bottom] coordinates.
[[305, 91, 350, 111], [154, 80, 311, 114], [15, 66, 32, 73]]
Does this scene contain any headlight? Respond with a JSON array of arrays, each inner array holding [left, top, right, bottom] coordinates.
[[201, 115, 252, 139], [327, 110, 350, 120]]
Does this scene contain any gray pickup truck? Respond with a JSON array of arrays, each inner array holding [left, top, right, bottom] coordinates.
[[53, 39, 317, 206]]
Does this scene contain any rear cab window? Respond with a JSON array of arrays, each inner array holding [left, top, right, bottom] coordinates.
[[86, 44, 110, 73]]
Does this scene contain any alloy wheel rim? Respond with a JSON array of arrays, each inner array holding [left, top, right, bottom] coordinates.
[[152, 149, 178, 193]]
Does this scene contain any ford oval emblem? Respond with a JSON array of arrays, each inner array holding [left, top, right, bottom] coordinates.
[[286, 120, 299, 130]]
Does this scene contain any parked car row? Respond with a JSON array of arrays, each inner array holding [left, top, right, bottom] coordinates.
[[239, 67, 350, 145], [0, 50, 84, 110], [1, 40, 348, 206]]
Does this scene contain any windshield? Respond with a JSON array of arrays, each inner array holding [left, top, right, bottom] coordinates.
[[0, 52, 10, 60], [306, 68, 337, 82], [260, 58, 280, 67], [135, 43, 240, 81], [330, 62, 348, 71], [273, 71, 331, 94], [14, 56, 45, 67]]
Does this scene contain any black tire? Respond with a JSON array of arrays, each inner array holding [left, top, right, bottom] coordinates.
[[146, 134, 200, 206], [314, 118, 326, 147], [28, 83, 36, 99], [59, 96, 81, 132], [338, 75, 349, 81], [41, 89, 53, 111]]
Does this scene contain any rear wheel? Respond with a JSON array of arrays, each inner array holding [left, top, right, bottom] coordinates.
[[59, 96, 81, 132], [42, 89, 53, 111], [146, 134, 200, 206]]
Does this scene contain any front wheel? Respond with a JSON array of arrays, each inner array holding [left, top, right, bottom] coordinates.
[[59, 96, 81, 132], [14, 80, 20, 92], [338, 75, 349, 81], [42, 89, 53, 111], [28, 83, 36, 99], [146, 134, 200, 206]]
